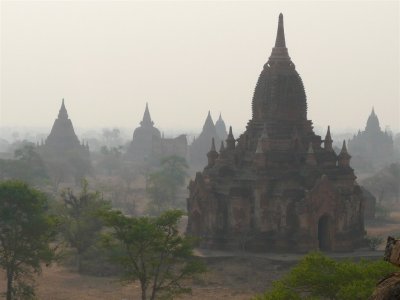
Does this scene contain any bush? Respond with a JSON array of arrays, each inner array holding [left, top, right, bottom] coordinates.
[[254, 252, 397, 300], [365, 235, 384, 251]]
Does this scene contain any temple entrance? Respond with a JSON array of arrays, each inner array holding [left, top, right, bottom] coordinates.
[[318, 214, 332, 251]]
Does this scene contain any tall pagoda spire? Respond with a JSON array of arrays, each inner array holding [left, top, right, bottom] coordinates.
[[140, 102, 154, 127], [58, 98, 68, 120], [268, 13, 291, 63], [275, 13, 286, 47]]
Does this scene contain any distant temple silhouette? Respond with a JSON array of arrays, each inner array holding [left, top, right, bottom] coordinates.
[[126, 103, 187, 163], [187, 14, 365, 252], [189, 111, 228, 167], [348, 108, 394, 172], [38, 99, 91, 181]]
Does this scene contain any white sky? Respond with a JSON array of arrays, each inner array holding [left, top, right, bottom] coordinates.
[[1, 1, 399, 135]]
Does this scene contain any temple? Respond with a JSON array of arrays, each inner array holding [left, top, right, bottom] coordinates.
[[127, 103, 187, 163], [187, 14, 365, 252], [38, 99, 91, 179], [215, 113, 228, 141], [348, 108, 394, 172], [189, 112, 229, 167]]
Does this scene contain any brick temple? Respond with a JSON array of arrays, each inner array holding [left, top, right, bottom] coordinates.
[[127, 103, 187, 163], [187, 14, 365, 252], [348, 108, 394, 172]]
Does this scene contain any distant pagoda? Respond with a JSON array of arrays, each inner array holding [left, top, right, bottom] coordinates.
[[348, 108, 394, 171], [189, 111, 222, 167], [127, 103, 187, 163], [38, 99, 91, 180], [187, 14, 365, 252], [215, 113, 228, 141], [44, 99, 83, 151]]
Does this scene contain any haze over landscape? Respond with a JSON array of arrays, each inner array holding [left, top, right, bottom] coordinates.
[[1, 1, 399, 136], [1, 2, 400, 300]]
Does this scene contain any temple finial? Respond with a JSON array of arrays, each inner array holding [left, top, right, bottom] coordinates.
[[268, 13, 290, 62], [58, 98, 68, 120], [141, 102, 154, 127], [275, 13, 286, 48]]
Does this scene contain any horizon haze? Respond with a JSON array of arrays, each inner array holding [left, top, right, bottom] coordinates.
[[1, 1, 399, 137]]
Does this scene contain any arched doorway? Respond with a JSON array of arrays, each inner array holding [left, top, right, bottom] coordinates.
[[318, 214, 332, 251]]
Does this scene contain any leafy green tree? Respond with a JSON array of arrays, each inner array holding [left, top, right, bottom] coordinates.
[[0, 180, 58, 300], [101, 209, 206, 300], [60, 179, 111, 272], [253, 252, 397, 300], [0, 144, 48, 184], [146, 156, 188, 215]]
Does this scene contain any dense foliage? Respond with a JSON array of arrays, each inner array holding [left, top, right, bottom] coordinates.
[[146, 156, 188, 215], [0, 144, 48, 185], [0, 180, 58, 300], [254, 252, 397, 300], [101, 209, 206, 300], [59, 179, 111, 272]]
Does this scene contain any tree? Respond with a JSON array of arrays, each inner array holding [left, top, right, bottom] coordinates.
[[101, 209, 206, 300], [0, 180, 58, 300], [98, 146, 123, 176], [102, 128, 122, 148], [254, 252, 397, 300], [60, 179, 111, 272], [146, 156, 188, 215], [0, 144, 48, 185]]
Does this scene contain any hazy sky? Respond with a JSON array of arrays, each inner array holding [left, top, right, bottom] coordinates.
[[1, 1, 399, 136]]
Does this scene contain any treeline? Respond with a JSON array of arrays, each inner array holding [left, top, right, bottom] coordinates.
[[0, 180, 205, 300]]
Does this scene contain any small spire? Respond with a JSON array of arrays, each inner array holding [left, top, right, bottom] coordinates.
[[325, 126, 332, 141], [228, 126, 233, 138], [207, 138, 218, 167], [140, 102, 154, 127], [275, 13, 286, 48], [226, 126, 235, 150], [324, 126, 333, 151], [58, 98, 68, 120], [338, 140, 351, 167], [210, 138, 216, 152], [340, 140, 349, 155], [219, 141, 225, 152]]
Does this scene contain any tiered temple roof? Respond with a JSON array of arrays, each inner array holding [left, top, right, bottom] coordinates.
[[187, 14, 365, 253]]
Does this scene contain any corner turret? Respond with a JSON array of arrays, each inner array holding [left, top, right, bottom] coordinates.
[[207, 138, 218, 167], [338, 140, 351, 167], [226, 126, 236, 150], [324, 126, 333, 151]]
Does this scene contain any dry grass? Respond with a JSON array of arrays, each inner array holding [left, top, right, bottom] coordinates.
[[0, 256, 288, 300]]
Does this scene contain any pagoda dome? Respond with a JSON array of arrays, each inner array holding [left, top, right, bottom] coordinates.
[[252, 14, 307, 124]]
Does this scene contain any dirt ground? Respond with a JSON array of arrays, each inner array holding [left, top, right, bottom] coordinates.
[[0, 256, 291, 300], [1, 212, 398, 299]]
